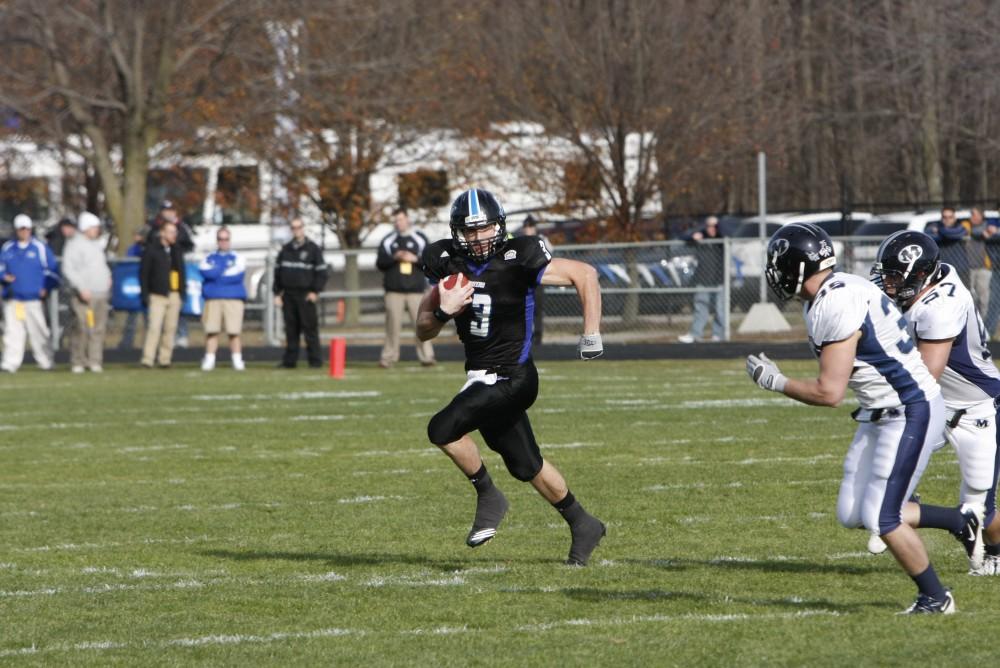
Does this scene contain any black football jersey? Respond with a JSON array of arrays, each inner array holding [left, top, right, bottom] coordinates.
[[422, 236, 552, 369]]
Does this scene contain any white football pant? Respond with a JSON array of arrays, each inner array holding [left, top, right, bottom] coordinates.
[[837, 394, 945, 535]]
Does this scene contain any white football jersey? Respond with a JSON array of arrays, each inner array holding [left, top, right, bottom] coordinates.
[[903, 264, 1000, 409], [805, 272, 939, 409]]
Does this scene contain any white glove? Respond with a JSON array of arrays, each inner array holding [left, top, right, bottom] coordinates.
[[746, 352, 787, 392], [578, 333, 603, 360]]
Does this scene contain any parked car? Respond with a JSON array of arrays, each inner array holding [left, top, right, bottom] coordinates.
[[847, 209, 1000, 276]]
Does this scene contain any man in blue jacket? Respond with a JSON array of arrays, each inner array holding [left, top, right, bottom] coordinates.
[[1, 214, 59, 372], [198, 226, 246, 371]]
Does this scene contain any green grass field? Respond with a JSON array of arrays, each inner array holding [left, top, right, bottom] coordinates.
[[1, 358, 997, 665]]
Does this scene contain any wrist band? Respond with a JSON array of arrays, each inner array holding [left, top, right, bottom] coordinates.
[[433, 307, 453, 323]]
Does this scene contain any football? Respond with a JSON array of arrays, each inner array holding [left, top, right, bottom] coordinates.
[[442, 273, 470, 290]]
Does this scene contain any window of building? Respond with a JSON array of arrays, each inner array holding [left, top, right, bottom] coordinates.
[[147, 167, 208, 226], [398, 169, 449, 210], [216, 165, 261, 224], [0, 177, 50, 228]]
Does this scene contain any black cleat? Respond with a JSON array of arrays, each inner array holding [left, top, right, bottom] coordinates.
[[565, 515, 606, 566], [465, 487, 509, 548], [899, 589, 955, 615], [957, 504, 985, 571]]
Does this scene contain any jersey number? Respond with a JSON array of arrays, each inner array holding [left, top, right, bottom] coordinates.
[[469, 293, 492, 338], [880, 295, 914, 354]]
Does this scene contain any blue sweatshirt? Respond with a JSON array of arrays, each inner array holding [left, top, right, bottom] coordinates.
[[0, 238, 59, 301], [199, 250, 247, 300]]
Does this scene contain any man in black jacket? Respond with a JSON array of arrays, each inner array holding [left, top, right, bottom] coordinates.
[[376, 208, 434, 368], [140, 222, 186, 368], [274, 218, 328, 368], [678, 215, 725, 343]]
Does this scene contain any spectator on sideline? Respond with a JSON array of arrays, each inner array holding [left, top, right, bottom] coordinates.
[[520, 216, 552, 345], [981, 214, 1000, 338], [274, 218, 327, 368], [145, 200, 195, 347], [965, 207, 991, 317], [139, 221, 185, 368], [117, 230, 147, 350], [678, 215, 725, 343], [375, 208, 434, 368], [927, 206, 970, 286], [45, 217, 76, 257], [199, 226, 246, 371], [62, 212, 112, 373], [0, 214, 58, 372]]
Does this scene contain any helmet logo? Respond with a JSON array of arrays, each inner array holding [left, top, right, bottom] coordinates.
[[898, 244, 923, 264], [817, 240, 833, 257], [769, 238, 790, 257]]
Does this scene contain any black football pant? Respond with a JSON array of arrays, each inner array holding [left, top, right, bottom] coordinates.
[[282, 290, 321, 367], [427, 360, 543, 481]]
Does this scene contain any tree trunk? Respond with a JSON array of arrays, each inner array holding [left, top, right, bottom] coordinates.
[[120, 134, 149, 257], [917, 5, 943, 202], [343, 251, 361, 327]]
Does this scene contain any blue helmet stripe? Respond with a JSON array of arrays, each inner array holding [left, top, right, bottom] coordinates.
[[468, 189, 480, 216]]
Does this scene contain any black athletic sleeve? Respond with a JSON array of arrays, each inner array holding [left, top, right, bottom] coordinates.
[[421, 240, 454, 282], [516, 236, 552, 284]]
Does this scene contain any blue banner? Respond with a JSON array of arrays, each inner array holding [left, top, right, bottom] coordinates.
[[111, 261, 204, 315]]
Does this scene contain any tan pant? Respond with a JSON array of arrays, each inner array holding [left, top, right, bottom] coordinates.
[[2, 300, 52, 371], [380, 291, 434, 365], [70, 294, 109, 368], [142, 292, 182, 366]]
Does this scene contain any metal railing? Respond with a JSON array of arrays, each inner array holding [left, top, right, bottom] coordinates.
[[18, 235, 1000, 351]]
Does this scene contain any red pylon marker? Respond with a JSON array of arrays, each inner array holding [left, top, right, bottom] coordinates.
[[329, 337, 346, 378]]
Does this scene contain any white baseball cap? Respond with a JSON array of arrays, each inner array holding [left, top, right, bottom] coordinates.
[[13, 214, 32, 229], [78, 211, 101, 232]]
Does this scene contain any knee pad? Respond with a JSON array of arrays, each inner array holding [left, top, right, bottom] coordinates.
[[502, 454, 542, 482], [427, 413, 457, 447]]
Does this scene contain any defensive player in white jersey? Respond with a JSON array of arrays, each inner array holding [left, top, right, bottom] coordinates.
[[874, 230, 1000, 575], [745, 223, 979, 614]]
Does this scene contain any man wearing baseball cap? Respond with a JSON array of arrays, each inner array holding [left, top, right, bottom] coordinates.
[[62, 212, 112, 372], [0, 214, 59, 372]]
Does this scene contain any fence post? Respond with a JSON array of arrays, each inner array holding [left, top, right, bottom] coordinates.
[[723, 237, 731, 341], [48, 288, 61, 352], [264, 253, 279, 346]]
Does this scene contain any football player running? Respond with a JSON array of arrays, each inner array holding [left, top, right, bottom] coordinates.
[[872, 231, 1000, 575], [416, 188, 606, 565], [745, 223, 976, 614]]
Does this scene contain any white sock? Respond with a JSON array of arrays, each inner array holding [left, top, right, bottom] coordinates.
[[204, 353, 216, 363], [232, 353, 243, 364]]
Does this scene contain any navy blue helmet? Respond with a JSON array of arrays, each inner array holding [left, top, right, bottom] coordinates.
[[873, 230, 941, 308], [449, 188, 507, 262], [765, 223, 837, 300]]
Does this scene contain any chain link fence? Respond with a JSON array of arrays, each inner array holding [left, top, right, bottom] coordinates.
[[25, 234, 995, 352]]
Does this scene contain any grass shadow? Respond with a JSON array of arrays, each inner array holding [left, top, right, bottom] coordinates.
[[622, 556, 890, 576], [560, 587, 894, 612], [198, 548, 465, 571]]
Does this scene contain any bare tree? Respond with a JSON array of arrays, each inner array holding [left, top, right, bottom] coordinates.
[[240, 0, 458, 324], [0, 0, 265, 253]]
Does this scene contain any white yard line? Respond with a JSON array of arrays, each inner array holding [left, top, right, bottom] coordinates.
[[0, 609, 847, 659]]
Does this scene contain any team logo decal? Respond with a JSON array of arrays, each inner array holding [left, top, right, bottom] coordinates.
[[440, 250, 449, 257], [299, 250, 308, 260], [898, 244, 923, 264], [769, 238, 790, 257], [976, 418, 990, 429], [504, 250, 517, 261], [807, 240, 834, 261]]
